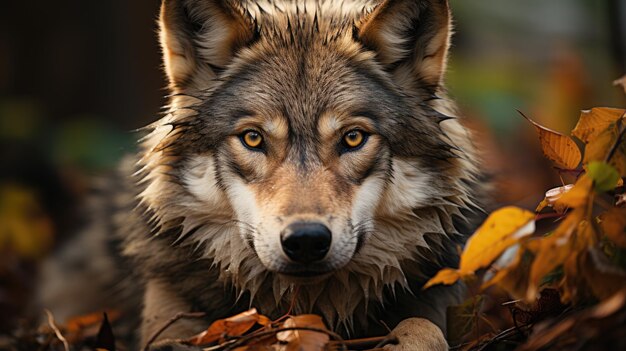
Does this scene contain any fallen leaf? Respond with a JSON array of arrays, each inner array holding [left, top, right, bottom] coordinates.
[[276, 315, 330, 351], [555, 175, 593, 208], [572, 108, 625, 143], [188, 309, 271, 345], [584, 128, 616, 162], [536, 185, 574, 213], [600, 208, 626, 247], [460, 207, 536, 275], [526, 207, 585, 300], [583, 248, 626, 300], [521, 112, 581, 169], [423, 268, 463, 289], [483, 245, 531, 300]]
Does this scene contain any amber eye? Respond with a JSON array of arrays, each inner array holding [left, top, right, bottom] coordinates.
[[241, 130, 263, 149], [343, 130, 366, 149]]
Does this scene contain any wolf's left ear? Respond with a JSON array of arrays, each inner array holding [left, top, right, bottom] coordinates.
[[159, 0, 257, 92], [356, 0, 452, 88]]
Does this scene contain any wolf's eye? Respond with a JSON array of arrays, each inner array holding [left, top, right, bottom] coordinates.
[[241, 131, 263, 150], [342, 130, 367, 150]]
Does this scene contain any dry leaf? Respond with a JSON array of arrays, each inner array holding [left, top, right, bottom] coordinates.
[[572, 108, 625, 143], [536, 185, 574, 213], [424, 268, 463, 289], [460, 207, 535, 274], [276, 315, 329, 351], [583, 248, 626, 300], [188, 309, 271, 345], [521, 112, 581, 169], [601, 208, 626, 247], [555, 175, 593, 208]]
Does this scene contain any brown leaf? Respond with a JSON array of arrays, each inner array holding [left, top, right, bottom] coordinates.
[[572, 108, 625, 143], [276, 315, 330, 351], [188, 309, 271, 345], [521, 112, 581, 169], [600, 208, 626, 247], [582, 248, 626, 300]]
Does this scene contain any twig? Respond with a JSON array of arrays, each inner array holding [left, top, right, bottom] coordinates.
[[474, 325, 531, 351], [44, 309, 70, 351], [332, 335, 390, 349], [143, 312, 206, 351], [222, 326, 344, 351], [373, 335, 398, 348]]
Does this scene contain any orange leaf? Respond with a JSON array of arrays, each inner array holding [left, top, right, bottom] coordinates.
[[555, 175, 592, 209], [459, 207, 535, 275], [526, 207, 586, 300], [536, 185, 574, 213], [601, 208, 626, 248], [572, 108, 625, 143], [584, 128, 615, 163], [66, 310, 121, 333], [189, 308, 270, 345], [276, 315, 330, 351], [522, 112, 581, 169], [423, 268, 463, 289]]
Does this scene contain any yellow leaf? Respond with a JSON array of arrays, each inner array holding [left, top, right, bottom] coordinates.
[[483, 246, 530, 300], [601, 208, 626, 248], [572, 108, 625, 143], [555, 175, 592, 208], [459, 207, 535, 275], [423, 268, 463, 289]]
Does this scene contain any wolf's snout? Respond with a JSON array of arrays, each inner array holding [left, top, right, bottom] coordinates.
[[281, 222, 332, 264]]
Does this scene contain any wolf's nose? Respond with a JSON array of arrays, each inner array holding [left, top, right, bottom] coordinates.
[[281, 222, 332, 264]]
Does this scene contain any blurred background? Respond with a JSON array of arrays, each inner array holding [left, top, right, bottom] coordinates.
[[0, 0, 625, 335]]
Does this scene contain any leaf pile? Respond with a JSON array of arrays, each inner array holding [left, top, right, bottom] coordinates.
[[143, 309, 392, 351], [426, 107, 626, 349]]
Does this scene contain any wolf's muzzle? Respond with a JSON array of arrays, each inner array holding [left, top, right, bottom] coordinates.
[[281, 222, 331, 264]]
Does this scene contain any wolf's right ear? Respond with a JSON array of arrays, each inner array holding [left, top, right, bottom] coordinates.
[[159, 0, 257, 92]]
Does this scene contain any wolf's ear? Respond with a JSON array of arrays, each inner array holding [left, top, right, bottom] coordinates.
[[356, 0, 452, 88], [159, 0, 257, 92]]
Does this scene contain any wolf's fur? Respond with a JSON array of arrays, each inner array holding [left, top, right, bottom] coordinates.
[[42, 0, 482, 348]]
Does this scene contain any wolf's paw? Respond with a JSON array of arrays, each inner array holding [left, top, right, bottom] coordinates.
[[383, 318, 448, 351]]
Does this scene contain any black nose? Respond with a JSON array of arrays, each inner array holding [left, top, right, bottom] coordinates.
[[281, 222, 332, 264]]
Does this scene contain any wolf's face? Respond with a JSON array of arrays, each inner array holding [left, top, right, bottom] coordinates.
[[142, 0, 476, 311]]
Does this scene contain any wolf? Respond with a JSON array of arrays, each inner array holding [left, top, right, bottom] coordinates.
[[41, 0, 481, 350]]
